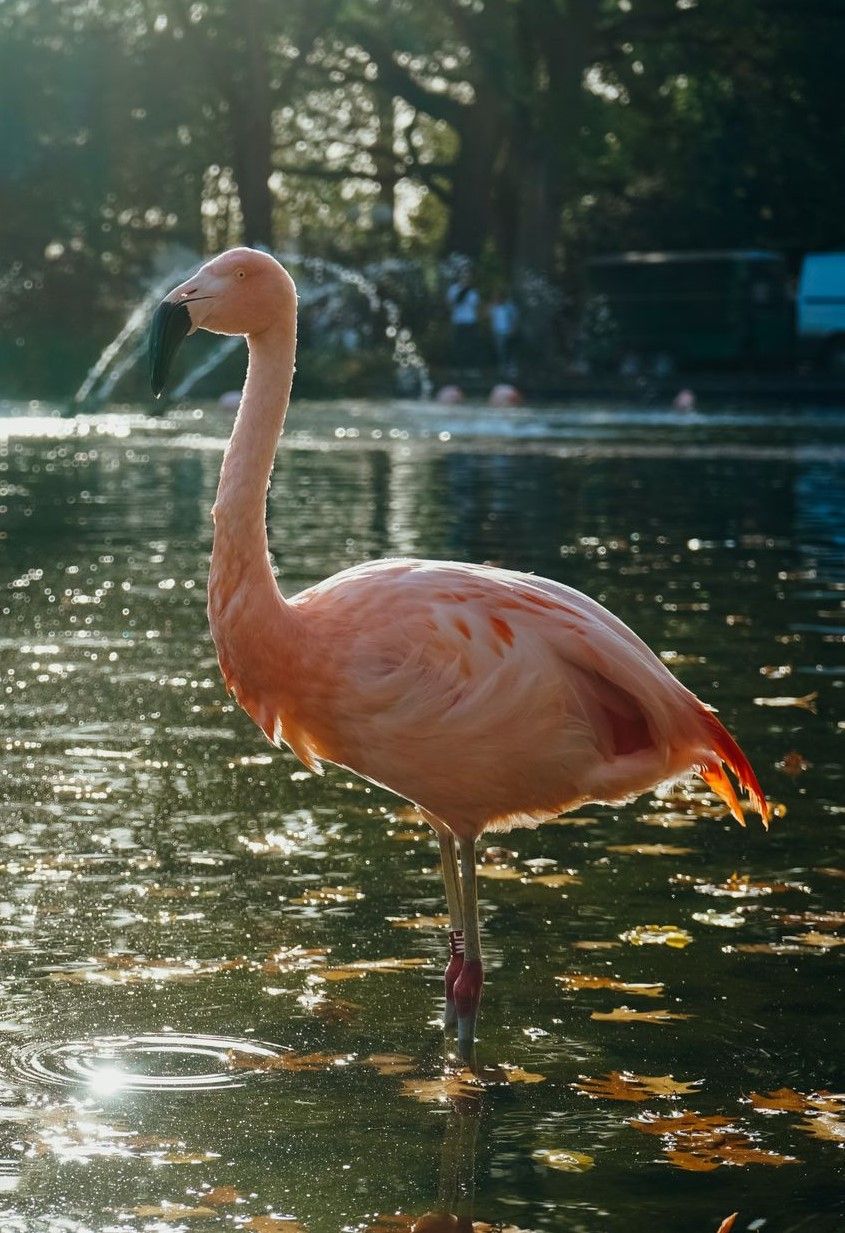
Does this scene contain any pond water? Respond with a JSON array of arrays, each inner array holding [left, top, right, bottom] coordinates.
[[0, 398, 843, 1233]]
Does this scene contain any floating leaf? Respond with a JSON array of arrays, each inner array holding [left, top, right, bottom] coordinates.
[[619, 924, 693, 948], [640, 813, 698, 830], [783, 931, 845, 949], [672, 872, 809, 899], [630, 1110, 799, 1170], [775, 751, 811, 776], [475, 864, 522, 880], [779, 910, 845, 929], [386, 915, 450, 930], [244, 1219, 305, 1233], [226, 1050, 352, 1073], [323, 957, 430, 981], [130, 1205, 216, 1220], [753, 691, 817, 712], [542, 815, 599, 827], [748, 1087, 844, 1115], [799, 1112, 845, 1143], [760, 664, 792, 679], [262, 947, 328, 975], [591, 1006, 691, 1024], [363, 1054, 416, 1077], [556, 973, 664, 998], [205, 1186, 242, 1206], [607, 843, 694, 856], [389, 831, 429, 842], [529, 871, 581, 887], [573, 1071, 701, 1102], [716, 1216, 738, 1233], [692, 910, 746, 928], [532, 1148, 594, 1173], [571, 940, 621, 950], [729, 942, 802, 955], [289, 885, 364, 906], [400, 1070, 483, 1104], [815, 866, 845, 880]]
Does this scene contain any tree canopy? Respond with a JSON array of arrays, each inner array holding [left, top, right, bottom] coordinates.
[[2, 0, 844, 392]]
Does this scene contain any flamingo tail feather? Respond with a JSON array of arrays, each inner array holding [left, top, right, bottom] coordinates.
[[697, 708, 770, 829]]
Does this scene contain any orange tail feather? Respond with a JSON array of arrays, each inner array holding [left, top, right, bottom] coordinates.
[[698, 708, 770, 829]]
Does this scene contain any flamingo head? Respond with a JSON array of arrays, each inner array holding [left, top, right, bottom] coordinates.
[[149, 248, 295, 398]]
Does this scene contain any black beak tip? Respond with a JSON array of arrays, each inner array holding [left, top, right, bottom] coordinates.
[[149, 299, 192, 399]]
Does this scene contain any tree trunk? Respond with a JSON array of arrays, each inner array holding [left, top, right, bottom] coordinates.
[[444, 84, 503, 259], [229, 0, 274, 247]]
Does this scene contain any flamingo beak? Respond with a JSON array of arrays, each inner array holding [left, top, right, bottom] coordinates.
[[149, 299, 192, 399]]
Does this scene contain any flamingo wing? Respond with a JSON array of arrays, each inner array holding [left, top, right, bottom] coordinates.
[[293, 560, 768, 834]]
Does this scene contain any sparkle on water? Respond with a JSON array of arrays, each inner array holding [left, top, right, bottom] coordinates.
[[0, 397, 843, 1232]]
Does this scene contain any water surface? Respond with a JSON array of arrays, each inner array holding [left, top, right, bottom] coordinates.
[[1, 399, 843, 1232]]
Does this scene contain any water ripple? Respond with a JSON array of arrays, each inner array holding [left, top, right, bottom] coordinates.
[[6, 1032, 289, 1093]]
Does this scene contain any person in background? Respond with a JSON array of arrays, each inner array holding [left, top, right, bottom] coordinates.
[[447, 270, 481, 367], [488, 289, 519, 372]]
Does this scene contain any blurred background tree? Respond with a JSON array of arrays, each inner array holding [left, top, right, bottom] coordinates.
[[2, 0, 844, 394]]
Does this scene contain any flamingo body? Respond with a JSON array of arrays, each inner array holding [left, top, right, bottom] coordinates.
[[210, 555, 765, 840]]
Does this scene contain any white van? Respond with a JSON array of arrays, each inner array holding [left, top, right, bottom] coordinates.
[[797, 252, 845, 369]]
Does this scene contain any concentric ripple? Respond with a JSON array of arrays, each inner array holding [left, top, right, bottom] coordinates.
[[7, 1033, 289, 1094]]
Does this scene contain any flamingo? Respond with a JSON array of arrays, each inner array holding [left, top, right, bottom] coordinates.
[[149, 248, 769, 1056]]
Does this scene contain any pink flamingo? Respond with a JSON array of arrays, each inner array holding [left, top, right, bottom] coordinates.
[[150, 249, 769, 1055]]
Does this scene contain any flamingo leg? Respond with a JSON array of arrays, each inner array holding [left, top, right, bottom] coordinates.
[[439, 831, 464, 1029], [454, 837, 483, 1060]]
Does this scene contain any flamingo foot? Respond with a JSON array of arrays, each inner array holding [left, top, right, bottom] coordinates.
[[452, 958, 483, 1060], [444, 931, 465, 1029]]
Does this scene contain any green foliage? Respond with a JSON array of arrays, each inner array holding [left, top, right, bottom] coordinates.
[[1, 0, 843, 394]]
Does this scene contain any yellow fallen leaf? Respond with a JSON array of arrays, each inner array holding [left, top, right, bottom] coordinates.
[[324, 957, 430, 981], [640, 813, 697, 830], [571, 940, 621, 950], [289, 885, 364, 905], [529, 871, 581, 887], [591, 1006, 691, 1024], [390, 830, 429, 842], [783, 931, 845, 949], [532, 1148, 594, 1173], [573, 1071, 700, 1102], [226, 1050, 351, 1073], [673, 872, 809, 899], [753, 691, 817, 712], [400, 1070, 482, 1104], [607, 843, 694, 856], [556, 973, 664, 998], [494, 1064, 546, 1085], [386, 915, 451, 930], [475, 865, 522, 880], [619, 924, 693, 948]]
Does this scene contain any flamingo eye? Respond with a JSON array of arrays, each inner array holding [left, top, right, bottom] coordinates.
[[235, 269, 246, 280]]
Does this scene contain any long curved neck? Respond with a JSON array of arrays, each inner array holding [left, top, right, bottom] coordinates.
[[209, 303, 296, 602]]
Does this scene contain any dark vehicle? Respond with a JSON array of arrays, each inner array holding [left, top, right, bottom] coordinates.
[[584, 250, 793, 370]]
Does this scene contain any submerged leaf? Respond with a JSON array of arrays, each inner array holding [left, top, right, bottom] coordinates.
[[244, 1219, 305, 1233], [775, 750, 811, 776], [619, 924, 693, 948], [573, 1071, 701, 1102], [205, 1186, 242, 1206], [532, 1148, 594, 1173], [591, 1006, 691, 1024], [556, 973, 664, 998], [607, 843, 694, 856], [226, 1050, 352, 1073], [529, 871, 581, 887], [782, 931, 845, 949], [400, 1070, 483, 1104], [363, 1054, 416, 1077], [571, 940, 621, 950]]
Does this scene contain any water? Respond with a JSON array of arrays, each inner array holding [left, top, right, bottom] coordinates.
[[0, 399, 843, 1233]]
